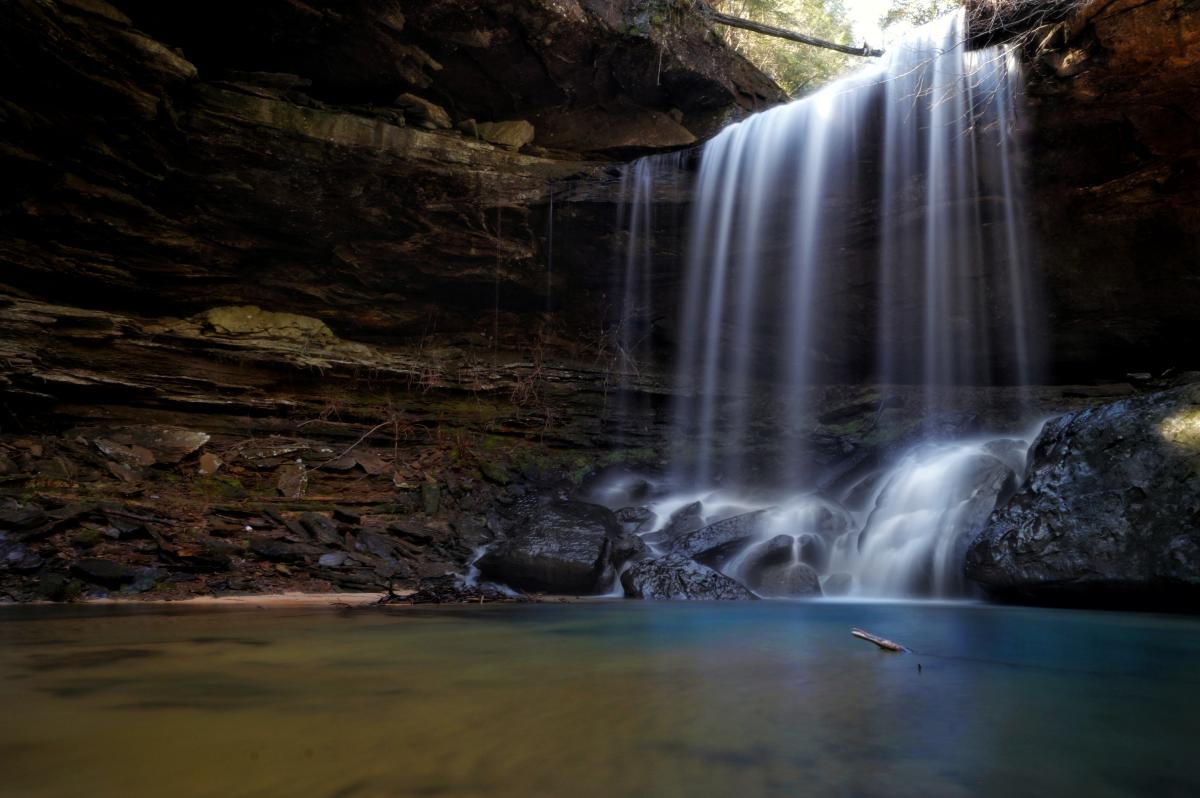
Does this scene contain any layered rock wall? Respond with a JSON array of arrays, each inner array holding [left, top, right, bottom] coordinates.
[[0, 0, 779, 600]]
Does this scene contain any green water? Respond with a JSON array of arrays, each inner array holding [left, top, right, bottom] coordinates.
[[1, 600, 1197, 798]]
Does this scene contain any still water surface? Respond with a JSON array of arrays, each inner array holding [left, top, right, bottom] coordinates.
[[1, 600, 1197, 798]]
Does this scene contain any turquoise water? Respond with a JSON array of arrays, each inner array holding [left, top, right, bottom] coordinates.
[[1, 600, 1197, 797]]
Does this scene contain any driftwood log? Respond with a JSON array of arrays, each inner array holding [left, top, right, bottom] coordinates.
[[697, 2, 884, 58], [851, 627, 908, 652]]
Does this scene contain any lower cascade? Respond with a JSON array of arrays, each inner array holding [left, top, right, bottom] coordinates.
[[586, 428, 1035, 600], [607, 10, 1041, 599]]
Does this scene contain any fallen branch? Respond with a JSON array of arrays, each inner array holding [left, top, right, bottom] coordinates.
[[851, 627, 907, 652], [698, 3, 883, 58]]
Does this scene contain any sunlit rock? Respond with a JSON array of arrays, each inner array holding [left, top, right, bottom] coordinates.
[[967, 384, 1200, 607]]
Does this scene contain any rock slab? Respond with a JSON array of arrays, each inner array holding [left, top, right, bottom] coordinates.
[[621, 553, 757, 600]]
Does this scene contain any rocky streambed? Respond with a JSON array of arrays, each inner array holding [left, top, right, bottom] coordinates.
[[473, 381, 1198, 608], [2, 381, 1198, 609]]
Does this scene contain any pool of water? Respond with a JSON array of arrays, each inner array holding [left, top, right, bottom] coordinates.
[[1, 600, 1197, 798]]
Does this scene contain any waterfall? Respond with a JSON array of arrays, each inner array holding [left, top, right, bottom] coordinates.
[[673, 11, 1036, 489], [606, 12, 1043, 599]]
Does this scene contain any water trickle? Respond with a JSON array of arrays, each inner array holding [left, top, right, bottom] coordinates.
[[609, 152, 688, 440], [607, 12, 1042, 598]]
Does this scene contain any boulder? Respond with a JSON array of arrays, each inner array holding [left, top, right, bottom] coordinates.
[[621, 553, 756, 600], [808, 502, 853, 542], [198, 452, 223, 475], [299, 512, 341, 545], [476, 120, 535, 150], [966, 384, 1200, 608], [1, 540, 44, 573], [248, 536, 317, 563], [796, 533, 829, 571], [597, 531, 650, 589], [332, 507, 362, 524], [746, 534, 794, 568], [70, 558, 139, 587], [746, 561, 823, 598], [387, 522, 434, 546], [126, 566, 163, 593], [612, 530, 649, 563], [276, 463, 306, 498], [669, 510, 767, 567], [644, 500, 703, 544], [476, 501, 627, 594], [823, 572, 854, 596], [615, 506, 656, 534], [81, 425, 210, 464], [738, 537, 823, 597], [0, 504, 48, 532], [394, 93, 451, 129], [170, 543, 234, 573], [37, 574, 83, 602], [318, 552, 348, 568], [352, 530, 405, 562]]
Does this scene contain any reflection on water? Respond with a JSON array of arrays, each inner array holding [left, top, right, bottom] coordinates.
[[1, 601, 1198, 798]]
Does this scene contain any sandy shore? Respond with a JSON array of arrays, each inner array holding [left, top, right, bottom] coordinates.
[[81, 591, 392, 608], [1, 591, 605, 608]]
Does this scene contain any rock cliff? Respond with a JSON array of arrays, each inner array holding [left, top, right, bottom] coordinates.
[[0, 0, 780, 601]]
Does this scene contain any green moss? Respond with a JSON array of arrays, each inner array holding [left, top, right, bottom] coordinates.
[[196, 475, 249, 500], [478, 461, 512, 486]]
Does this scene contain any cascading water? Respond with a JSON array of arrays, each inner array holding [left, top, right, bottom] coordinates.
[[605, 12, 1043, 599]]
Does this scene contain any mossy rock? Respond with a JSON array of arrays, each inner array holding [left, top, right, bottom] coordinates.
[[478, 461, 512, 486], [196, 475, 249, 500], [38, 574, 84, 602], [198, 305, 334, 340]]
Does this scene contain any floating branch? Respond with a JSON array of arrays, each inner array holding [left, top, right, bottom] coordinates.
[[851, 627, 908, 652], [697, 2, 884, 58]]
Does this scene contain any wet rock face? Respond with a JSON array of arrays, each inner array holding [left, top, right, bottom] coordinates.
[[477, 501, 631, 594], [621, 553, 757, 600], [966, 384, 1200, 608]]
